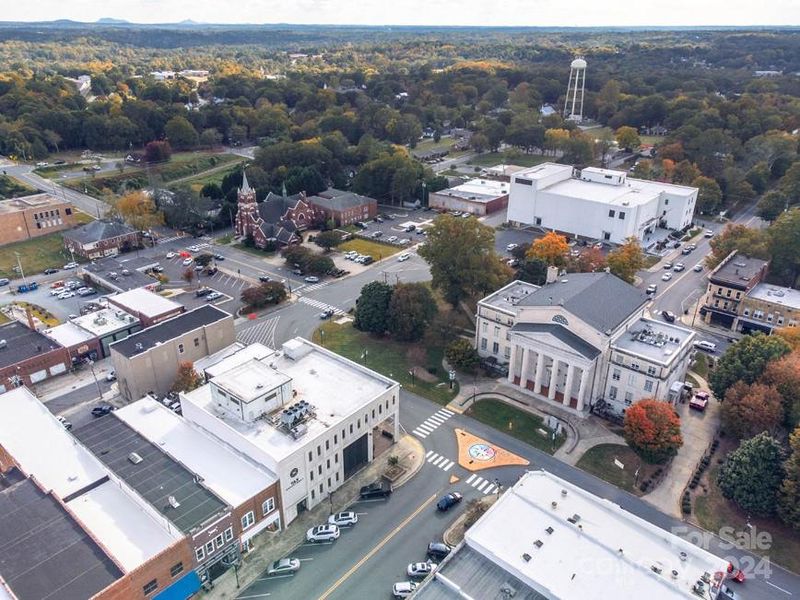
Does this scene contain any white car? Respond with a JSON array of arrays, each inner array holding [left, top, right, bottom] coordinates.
[[398, 239, 410, 245], [182, 258, 193, 266], [387, 236, 398, 243], [407, 562, 437, 577], [397, 253, 410, 262], [693, 264, 704, 272], [506, 243, 519, 252], [36, 161, 48, 167], [50, 287, 65, 296], [661, 272, 673, 281], [328, 511, 358, 527], [63, 262, 78, 270], [187, 245, 201, 252], [704, 229, 714, 238], [166, 252, 176, 259], [694, 340, 717, 353], [206, 291, 223, 301], [304, 276, 320, 283], [58, 291, 75, 299], [393, 582, 418, 598], [105, 370, 116, 382], [306, 524, 340, 543]]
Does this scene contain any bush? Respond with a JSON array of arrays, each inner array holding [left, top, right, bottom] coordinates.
[[445, 338, 479, 373]]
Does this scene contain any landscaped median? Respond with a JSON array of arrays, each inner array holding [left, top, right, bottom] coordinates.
[[465, 397, 566, 455], [312, 320, 459, 405]]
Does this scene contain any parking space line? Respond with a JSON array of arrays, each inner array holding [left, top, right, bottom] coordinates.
[[237, 593, 271, 598]]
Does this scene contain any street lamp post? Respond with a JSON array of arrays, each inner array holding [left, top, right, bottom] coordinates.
[[320, 329, 325, 347], [86, 359, 103, 400]]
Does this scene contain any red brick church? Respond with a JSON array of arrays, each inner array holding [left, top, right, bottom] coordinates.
[[234, 172, 321, 248]]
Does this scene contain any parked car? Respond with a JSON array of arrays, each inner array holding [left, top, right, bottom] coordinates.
[[673, 263, 685, 272], [404, 224, 416, 232], [0, 278, 9, 286], [195, 287, 212, 297], [105, 370, 116, 382], [662, 262, 673, 270], [359, 481, 392, 499], [690, 391, 710, 411], [407, 562, 437, 578], [392, 582, 418, 598], [63, 262, 79, 270], [266, 558, 300, 576], [427, 542, 452, 561], [506, 243, 519, 252], [43, 268, 59, 275], [693, 264, 704, 272], [56, 416, 72, 430], [704, 229, 714, 238], [694, 340, 717, 353], [646, 284, 657, 295], [397, 253, 411, 262], [306, 524, 340, 543], [206, 292, 223, 301], [661, 310, 676, 323], [372, 231, 383, 238], [91, 405, 115, 417], [258, 275, 272, 282], [661, 272, 673, 281], [319, 308, 335, 320], [58, 291, 75, 299], [213, 254, 225, 260], [328, 511, 358, 527], [182, 258, 193, 266], [304, 276, 320, 283], [398, 238, 411, 245], [77, 287, 96, 296], [166, 252, 177, 259], [436, 492, 463, 512], [387, 236, 398, 243]]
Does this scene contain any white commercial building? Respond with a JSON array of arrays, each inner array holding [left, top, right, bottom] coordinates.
[[428, 178, 509, 216], [508, 163, 698, 245], [414, 470, 733, 600], [180, 338, 400, 525], [476, 274, 695, 414]]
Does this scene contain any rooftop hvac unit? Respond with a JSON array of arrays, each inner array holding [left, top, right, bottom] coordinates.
[[168, 495, 181, 509], [128, 452, 143, 464], [134, 342, 144, 352], [290, 423, 308, 439]]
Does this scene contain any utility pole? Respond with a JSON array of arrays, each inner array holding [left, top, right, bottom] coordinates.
[[14, 252, 27, 286]]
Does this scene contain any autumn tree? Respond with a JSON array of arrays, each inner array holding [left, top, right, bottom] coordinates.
[[181, 267, 195, 288], [778, 426, 800, 530], [171, 361, 203, 393], [707, 224, 770, 269], [761, 351, 800, 429], [387, 283, 437, 342], [768, 207, 800, 287], [418, 214, 512, 306], [571, 246, 607, 273], [606, 237, 645, 284], [774, 328, 800, 351], [615, 126, 641, 151], [116, 190, 164, 232], [623, 399, 683, 464], [709, 333, 791, 399], [144, 140, 172, 163], [354, 281, 393, 335], [718, 432, 785, 517], [241, 281, 287, 308], [721, 382, 784, 439], [526, 231, 569, 267]]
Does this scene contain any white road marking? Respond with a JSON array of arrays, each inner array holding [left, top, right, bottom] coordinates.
[[438, 409, 454, 417], [412, 429, 428, 439], [442, 460, 454, 471], [765, 581, 793, 595], [471, 476, 484, 488], [425, 450, 434, 458], [425, 414, 446, 425], [427, 453, 439, 463], [484, 485, 496, 495], [416, 422, 435, 433], [432, 456, 445, 467], [466, 474, 476, 484], [477, 480, 490, 492]]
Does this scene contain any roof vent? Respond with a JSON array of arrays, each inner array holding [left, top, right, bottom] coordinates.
[[545, 526, 554, 535], [0, 340, 6, 350], [522, 553, 531, 562], [651, 565, 663, 575], [671, 569, 679, 579], [500, 583, 517, 597], [561, 489, 568, 497], [168, 495, 181, 509], [135, 342, 143, 351], [128, 452, 143, 464], [679, 551, 688, 561], [551, 501, 558, 509], [567, 514, 581, 524], [533, 540, 543, 548]]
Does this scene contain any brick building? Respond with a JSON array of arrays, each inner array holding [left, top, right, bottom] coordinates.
[[64, 220, 140, 259], [700, 250, 769, 329], [307, 188, 377, 226], [0, 193, 79, 245], [429, 178, 509, 216], [108, 288, 185, 327], [0, 321, 70, 392], [234, 172, 321, 248]]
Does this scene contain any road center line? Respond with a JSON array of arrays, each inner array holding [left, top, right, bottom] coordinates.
[[317, 493, 437, 600], [766, 581, 793, 595]]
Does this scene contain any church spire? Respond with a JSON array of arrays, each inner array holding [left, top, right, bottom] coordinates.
[[240, 169, 252, 194], [281, 181, 287, 198]]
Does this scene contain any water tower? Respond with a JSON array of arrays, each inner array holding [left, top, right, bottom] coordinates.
[[563, 57, 587, 123]]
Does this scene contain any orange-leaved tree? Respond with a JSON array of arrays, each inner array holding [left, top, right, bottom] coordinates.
[[623, 399, 683, 464], [116, 190, 164, 232], [172, 361, 203, 393], [606, 237, 645, 284], [721, 381, 784, 439], [526, 231, 569, 267]]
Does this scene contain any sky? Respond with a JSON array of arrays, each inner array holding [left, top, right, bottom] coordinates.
[[4, 0, 800, 27]]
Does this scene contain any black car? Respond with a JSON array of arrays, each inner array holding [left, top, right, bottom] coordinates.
[[91, 405, 115, 417], [359, 481, 392, 499], [195, 287, 212, 297], [436, 492, 463, 512], [258, 275, 272, 283], [427, 542, 452, 561], [661, 310, 676, 323], [43, 268, 59, 275]]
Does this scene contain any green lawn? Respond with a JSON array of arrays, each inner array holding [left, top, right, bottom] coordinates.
[[412, 138, 458, 154], [0, 175, 37, 199], [467, 152, 550, 168], [339, 238, 401, 260], [466, 397, 566, 455], [312, 321, 459, 405], [232, 243, 276, 259], [576, 443, 654, 495], [0, 232, 78, 279]]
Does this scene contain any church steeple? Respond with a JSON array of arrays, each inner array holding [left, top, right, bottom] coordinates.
[[237, 169, 256, 204]]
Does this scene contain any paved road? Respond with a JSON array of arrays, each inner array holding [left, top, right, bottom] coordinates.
[[237, 388, 800, 600], [431, 152, 477, 174]]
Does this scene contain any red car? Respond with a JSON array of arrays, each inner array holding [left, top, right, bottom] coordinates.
[[689, 391, 710, 411]]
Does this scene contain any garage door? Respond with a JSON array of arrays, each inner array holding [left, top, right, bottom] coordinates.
[[343, 433, 368, 479], [29, 370, 47, 383]]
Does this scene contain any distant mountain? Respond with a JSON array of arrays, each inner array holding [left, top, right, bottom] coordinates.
[[96, 18, 129, 24]]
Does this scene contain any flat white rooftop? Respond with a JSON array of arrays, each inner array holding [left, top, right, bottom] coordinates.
[[466, 470, 729, 600], [71, 307, 139, 337], [612, 318, 695, 364], [214, 359, 293, 403], [748, 283, 800, 310], [184, 339, 396, 461], [0, 388, 180, 570], [201, 342, 275, 379], [116, 397, 277, 506], [110, 288, 182, 317], [438, 178, 509, 202], [42, 321, 95, 348], [479, 280, 539, 314]]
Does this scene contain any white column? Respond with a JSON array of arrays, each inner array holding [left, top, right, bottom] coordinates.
[[564, 364, 576, 407], [507, 343, 518, 383], [533, 352, 546, 394], [577, 368, 590, 411], [520, 348, 532, 389], [548, 358, 559, 400]]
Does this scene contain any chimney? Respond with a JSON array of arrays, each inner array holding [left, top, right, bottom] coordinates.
[[546, 265, 559, 284]]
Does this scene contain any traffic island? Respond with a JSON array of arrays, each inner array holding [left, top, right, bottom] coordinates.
[[454, 428, 530, 472]]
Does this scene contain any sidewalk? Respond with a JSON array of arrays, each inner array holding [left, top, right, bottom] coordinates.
[[205, 434, 425, 599], [446, 378, 624, 466], [32, 357, 114, 402], [642, 371, 720, 518]]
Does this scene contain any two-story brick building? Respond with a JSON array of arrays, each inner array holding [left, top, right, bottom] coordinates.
[[64, 220, 140, 259], [0, 193, 79, 245], [307, 188, 377, 226], [700, 250, 769, 329]]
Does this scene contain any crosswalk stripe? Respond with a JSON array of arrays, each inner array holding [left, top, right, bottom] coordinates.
[[477, 480, 490, 492], [484, 485, 496, 495], [434, 411, 452, 420], [425, 450, 434, 458], [425, 415, 445, 426], [432, 457, 445, 467], [439, 409, 454, 417], [466, 474, 476, 484], [416, 423, 435, 433], [471, 477, 484, 488], [442, 460, 454, 471], [412, 430, 427, 439], [426, 453, 439, 463]]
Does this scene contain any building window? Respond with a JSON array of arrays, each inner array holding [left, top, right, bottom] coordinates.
[[608, 386, 618, 400], [178, 343, 184, 354], [494, 326, 500, 337], [317, 445, 321, 457], [624, 392, 633, 405], [504, 346, 511, 359], [308, 451, 312, 461], [224, 527, 233, 541], [492, 342, 499, 354], [335, 453, 339, 464], [767, 314, 774, 323], [664, 198, 669, 205], [619, 212, 625, 220], [334, 434, 338, 444], [535, 217, 542, 226], [311, 490, 315, 500], [319, 483, 323, 494], [612, 368, 621, 381], [644, 380, 654, 393], [628, 373, 637, 386], [241, 511, 255, 530], [195, 547, 205, 562], [743, 308, 750, 316], [608, 209, 615, 218], [214, 534, 224, 549], [262, 497, 275, 515], [481, 321, 487, 331], [194, 337, 200, 347], [630, 362, 640, 371], [326, 458, 331, 469], [777, 316, 785, 325], [143, 580, 158, 595], [325, 440, 330, 451], [350, 423, 353, 434], [647, 366, 656, 376], [480, 338, 487, 350], [318, 465, 322, 475], [205, 541, 214, 555]]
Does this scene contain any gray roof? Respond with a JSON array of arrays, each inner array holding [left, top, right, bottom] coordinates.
[[415, 545, 547, 600], [308, 189, 376, 211], [0, 477, 122, 600], [0, 322, 63, 370], [516, 273, 647, 333], [71, 416, 228, 534], [711, 252, 769, 288], [511, 323, 601, 359], [64, 220, 136, 245], [110, 305, 231, 358]]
